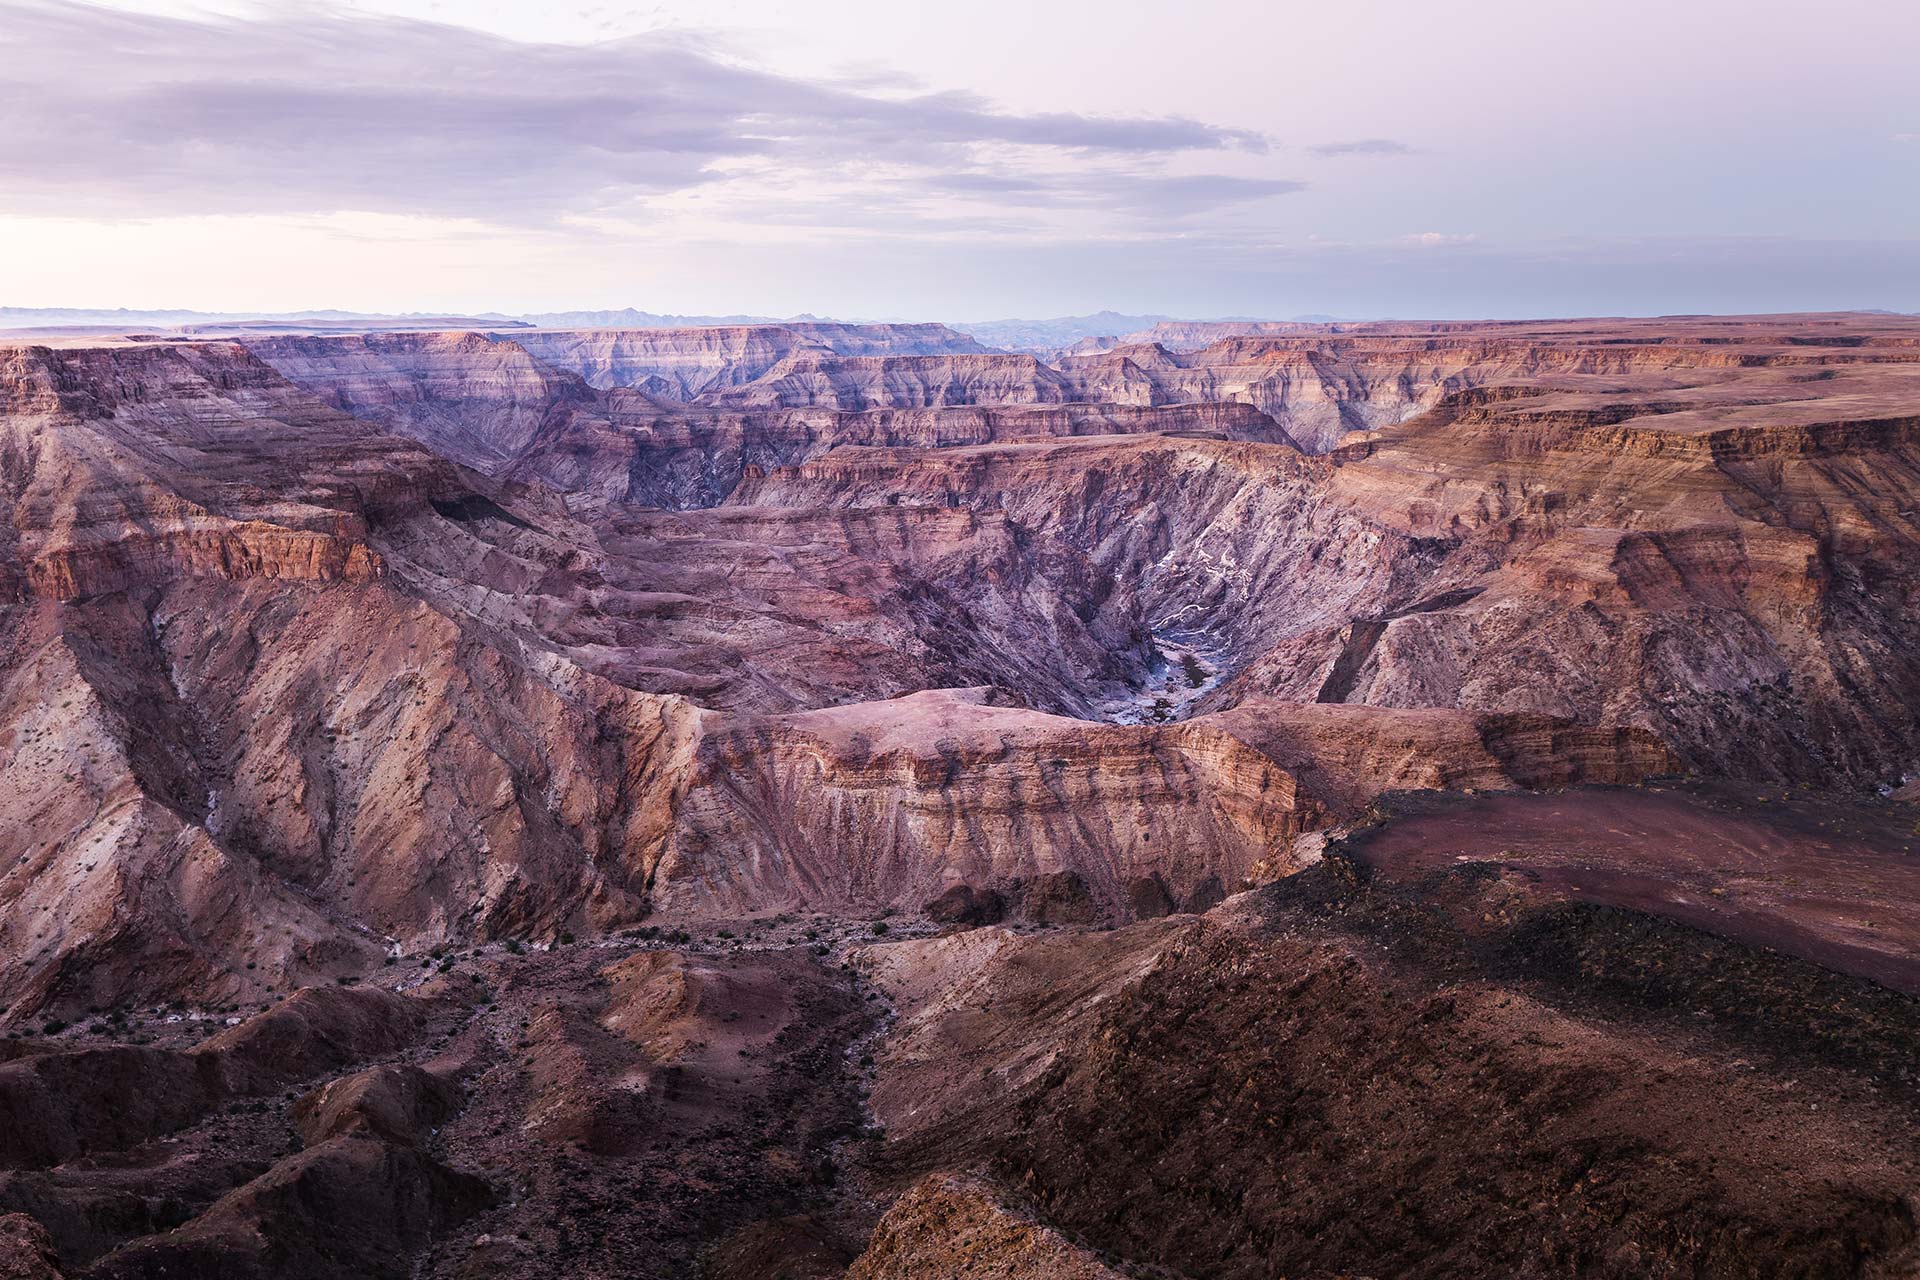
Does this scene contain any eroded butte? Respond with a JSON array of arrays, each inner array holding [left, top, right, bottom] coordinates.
[[2, 312, 1919, 1278]]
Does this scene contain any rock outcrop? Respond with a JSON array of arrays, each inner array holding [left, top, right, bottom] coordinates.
[[852, 860, 1920, 1278], [845, 1174, 1123, 1280]]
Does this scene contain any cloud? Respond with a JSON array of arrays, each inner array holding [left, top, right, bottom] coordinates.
[[0, 0, 1271, 224], [1399, 231, 1478, 247], [1309, 139, 1415, 157], [929, 171, 1306, 216]]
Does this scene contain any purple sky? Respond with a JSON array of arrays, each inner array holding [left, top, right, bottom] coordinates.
[[2, 0, 1916, 319]]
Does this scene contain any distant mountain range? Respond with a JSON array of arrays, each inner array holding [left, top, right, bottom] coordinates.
[[0, 305, 1359, 352], [950, 312, 1175, 351], [0, 307, 528, 332], [485, 307, 826, 328]]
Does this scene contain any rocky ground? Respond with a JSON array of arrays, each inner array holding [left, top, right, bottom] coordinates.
[[5, 811, 1918, 1277]]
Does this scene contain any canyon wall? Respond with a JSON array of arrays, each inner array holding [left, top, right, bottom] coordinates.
[[506, 322, 992, 396], [5, 315, 1920, 1022]]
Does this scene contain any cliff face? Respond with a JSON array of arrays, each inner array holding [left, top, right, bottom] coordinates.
[[703, 353, 1076, 411], [504, 397, 1295, 509], [0, 342, 423, 603], [244, 331, 1297, 511], [726, 350, 1920, 783], [1043, 314, 1920, 452], [0, 342, 708, 1015], [507, 322, 993, 395], [656, 689, 1317, 920], [244, 331, 596, 468]]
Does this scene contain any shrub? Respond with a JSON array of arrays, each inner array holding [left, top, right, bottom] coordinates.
[[870, 922, 890, 936]]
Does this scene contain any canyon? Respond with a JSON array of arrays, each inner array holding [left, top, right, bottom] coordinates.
[[2, 311, 1918, 1277]]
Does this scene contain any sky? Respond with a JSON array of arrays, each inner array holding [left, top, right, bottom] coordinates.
[[2, 0, 1917, 320]]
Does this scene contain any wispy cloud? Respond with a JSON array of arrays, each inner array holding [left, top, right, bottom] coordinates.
[[929, 171, 1306, 216], [0, 0, 1273, 224], [1309, 139, 1415, 157]]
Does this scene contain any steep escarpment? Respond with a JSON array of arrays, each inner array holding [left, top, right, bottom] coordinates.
[[704, 353, 1075, 412], [505, 397, 1294, 509], [1052, 334, 1749, 452], [505, 325, 834, 398], [1311, 373, 1920, 780], [0, 571, 710, 1020], [730, 381, 1920, 784], [0, 342, 443, 602], [507, 323, 993, 396], [244, 331, 597, 468], [245, 329, 1297, 511], [1050, 312, 1920, 452], [503, 395, 1297, 510], [0, 344, 703, 1015], [727, 433, 1388, 676], [656, 688, 1314, 920], [781, 321, 995, 359]]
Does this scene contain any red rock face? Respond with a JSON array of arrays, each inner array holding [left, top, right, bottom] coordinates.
[[3, 314, 1920, 1277]]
